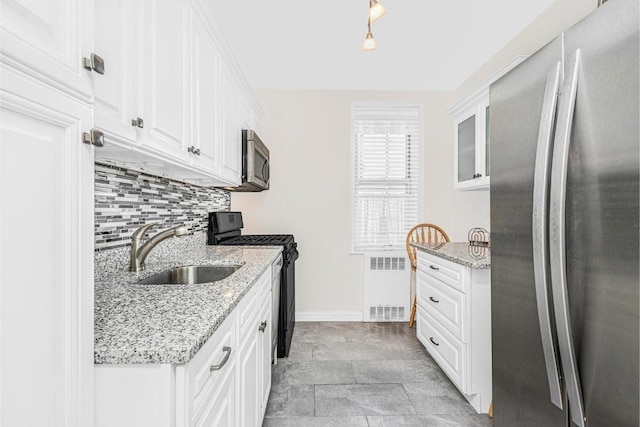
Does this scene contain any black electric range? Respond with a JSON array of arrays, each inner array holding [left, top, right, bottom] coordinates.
[[207, 211, 298, 358]]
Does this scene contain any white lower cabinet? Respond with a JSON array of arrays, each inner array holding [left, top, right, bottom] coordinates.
[[95, 268, 273, 427], [258, 294, 273, 419], [415, 251, 491, 413]]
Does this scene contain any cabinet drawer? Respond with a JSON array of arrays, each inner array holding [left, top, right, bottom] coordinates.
[[417, 271, 467, 342], [417, 307, 466, 392], [417, 251, 466, 293], [185, 312, 237, 417], [238, 285, 258, 342], [259, 266, 272, 300]]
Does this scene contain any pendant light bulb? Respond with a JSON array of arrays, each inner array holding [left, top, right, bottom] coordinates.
[[369, 0, 387, 22], [362, 18, 377, 51], [362, 31, 377, 51]]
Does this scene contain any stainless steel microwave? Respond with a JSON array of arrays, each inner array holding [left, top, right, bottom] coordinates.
[[227, 130, 270, 192]]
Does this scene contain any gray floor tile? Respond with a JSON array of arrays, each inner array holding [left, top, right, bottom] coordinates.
[[313, 342, 428, 361], [281, 341, 313, 362], [367, 414, 493, 427], [315, 384, 417, 416], [262, 416, 369, 427], [402, 380, 461, 397], [353, 359, 441, 384], [406, 394, 477, 416], [272, 361, 355, 386], [264, 384, 315, 417]]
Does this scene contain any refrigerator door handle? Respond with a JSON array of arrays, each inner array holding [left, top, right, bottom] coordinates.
[[549, 49, 586, 427], [532, 60, 563, 410]]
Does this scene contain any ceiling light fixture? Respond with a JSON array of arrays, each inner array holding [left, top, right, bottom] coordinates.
[[369, 0, 387, 22], [362, 18, 377, 51]]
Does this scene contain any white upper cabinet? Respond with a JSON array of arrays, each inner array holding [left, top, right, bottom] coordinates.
[[0, 0, 95, 102], [139, 0, 190, 161], [220, 63, 243, 185], [190, 7, 222, 175], [94, 0, 137, 143], [452, 94, 490, 190], [92, 0, 261, 187], [450, 56, 526, 191]]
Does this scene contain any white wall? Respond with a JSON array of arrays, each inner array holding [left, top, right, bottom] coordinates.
[[231, 0, 596, 317]]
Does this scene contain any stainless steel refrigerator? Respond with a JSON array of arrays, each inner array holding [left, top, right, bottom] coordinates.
[[490, 0, 638, 426]]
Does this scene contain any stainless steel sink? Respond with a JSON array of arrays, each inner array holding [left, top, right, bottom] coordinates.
[[135, 265, 241, 285]]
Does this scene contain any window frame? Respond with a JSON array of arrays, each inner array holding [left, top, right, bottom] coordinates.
[[350, 102, 424, 254]]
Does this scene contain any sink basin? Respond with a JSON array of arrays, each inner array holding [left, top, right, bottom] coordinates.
[[135, 265, 241, 285]]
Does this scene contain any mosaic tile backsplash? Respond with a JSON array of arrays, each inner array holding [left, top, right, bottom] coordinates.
[[94, 163, 230, 251]]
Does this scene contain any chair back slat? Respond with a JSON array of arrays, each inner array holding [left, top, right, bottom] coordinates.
[[405, 223, 450, 269]]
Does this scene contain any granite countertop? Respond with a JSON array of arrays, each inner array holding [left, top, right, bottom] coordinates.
[[94, 233, 282, 365], [411, 242, 491, 269]]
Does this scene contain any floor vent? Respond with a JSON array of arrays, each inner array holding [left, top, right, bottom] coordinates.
[[368, 305, 406, 321], [369, 257, 406, 271]]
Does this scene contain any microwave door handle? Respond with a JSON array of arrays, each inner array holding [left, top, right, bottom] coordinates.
[[549, 49, 586, 427], [263, 160, 270, 186]]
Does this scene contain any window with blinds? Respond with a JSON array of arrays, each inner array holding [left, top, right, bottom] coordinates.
[[351, 104, 420, 252]]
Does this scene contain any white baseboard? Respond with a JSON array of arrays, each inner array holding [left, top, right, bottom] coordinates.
[[296, 311, 363, 322]]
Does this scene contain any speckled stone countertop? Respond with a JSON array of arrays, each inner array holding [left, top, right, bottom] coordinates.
[[411, 242, 491, 269], [94, 232, 282, 365]]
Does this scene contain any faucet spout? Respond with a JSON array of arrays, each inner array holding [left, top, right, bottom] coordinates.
[[129, 223, 188, 272]]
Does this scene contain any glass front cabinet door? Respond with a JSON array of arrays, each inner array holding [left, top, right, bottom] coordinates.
[[452, 92, 490, 191]]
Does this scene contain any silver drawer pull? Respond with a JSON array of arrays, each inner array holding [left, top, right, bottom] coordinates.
[[429, 265, 440, 271], [429, 296, 439, 303], [259, 321, 267, 332], [429, 337, 440, 346], [209, 346, 232, 371]]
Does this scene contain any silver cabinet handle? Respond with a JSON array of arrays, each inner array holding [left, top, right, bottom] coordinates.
[[131, 117, 144, 128], [188, 146, 201, 156], [82, 128, 105, 147], [209, 346, 232, 372], [83, 53, 105, 74], [473, 173, 483, 178], [259, 321, 267, 332], [429, 337, 439, 346], [429, 296, 439, 303], [549, 49, 585, 427], [532, 61, 563, 410], [429, 265, 439, 271]]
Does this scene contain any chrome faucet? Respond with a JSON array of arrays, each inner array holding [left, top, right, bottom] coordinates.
[[129, 222, 189, 272]]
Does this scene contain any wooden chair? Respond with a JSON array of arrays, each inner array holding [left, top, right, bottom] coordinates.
[[406, 223, 450, 327]]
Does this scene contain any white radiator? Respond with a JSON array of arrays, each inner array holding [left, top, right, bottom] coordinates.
[[363, 252, 411, 322]]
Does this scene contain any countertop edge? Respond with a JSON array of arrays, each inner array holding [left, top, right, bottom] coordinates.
[[411, 242, 491, 269]]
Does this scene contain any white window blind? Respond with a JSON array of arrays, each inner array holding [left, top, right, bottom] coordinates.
[[352, 104, 420, 252]]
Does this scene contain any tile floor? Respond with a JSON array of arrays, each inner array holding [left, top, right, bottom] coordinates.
[[263, 322, 493, 426]]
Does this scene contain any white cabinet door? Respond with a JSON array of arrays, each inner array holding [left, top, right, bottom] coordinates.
[[0, 70, 94, 427], [237, 332, 259, 427], [191, 10, 221, 174], [220, 63, 242, 185], [139, 0, 190, 161], [94, 0, 138, 144], [195, 364, 237, 427], [453, 94, 490, 191], [0, 0, 94, 101], [258, 297, 272, 418]]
